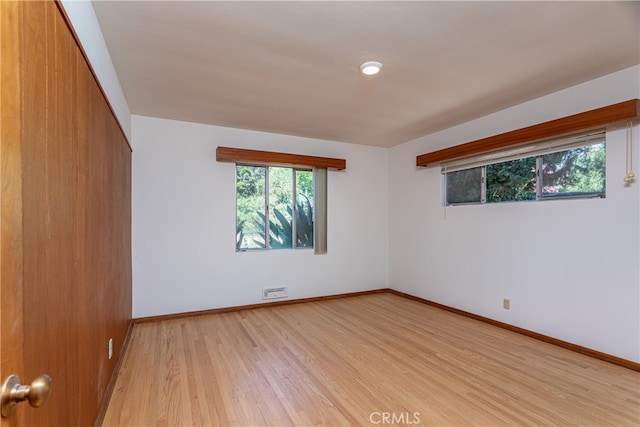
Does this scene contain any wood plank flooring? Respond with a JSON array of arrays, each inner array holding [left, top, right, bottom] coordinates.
[[102, 293, 640, 426]]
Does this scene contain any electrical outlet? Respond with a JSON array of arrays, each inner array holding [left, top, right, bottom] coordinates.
[[503, 298, 511, 310], [108, 338, 113, 360]]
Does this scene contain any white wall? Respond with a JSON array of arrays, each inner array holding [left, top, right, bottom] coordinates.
[[132, 116, 389, 318], [61, 0, 132, 140], [133, 68, 639, 362], [389, 66, 640, 362]]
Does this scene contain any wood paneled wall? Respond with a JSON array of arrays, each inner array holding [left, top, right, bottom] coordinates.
[[1, 1, 132, 426]]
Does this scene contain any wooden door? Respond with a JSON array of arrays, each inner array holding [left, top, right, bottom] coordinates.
[[1, 1, 27, 425], [1, 1, 132, 426]]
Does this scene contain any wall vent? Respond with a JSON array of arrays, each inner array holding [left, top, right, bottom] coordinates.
[[262, 287, 288, 300]]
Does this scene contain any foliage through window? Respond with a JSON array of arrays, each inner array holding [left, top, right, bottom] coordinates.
[[445, 138, 605, 206], [540, 144, 606, 198], [236, 165, 314, 250], [486, 157, 537, 203]]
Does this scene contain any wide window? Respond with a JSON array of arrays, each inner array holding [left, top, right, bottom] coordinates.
[[444, 131, 606, 205], [236, 165, 314, 250]]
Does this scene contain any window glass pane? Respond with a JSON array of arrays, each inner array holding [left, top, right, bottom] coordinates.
[[541, 143, 605, 198], [446, 168, 482, 205], [268, 167, 293, 249], [486, 157, 536, 203], [295, 170, 314, 248], [236, 165, 317, 250], [236, 166, 266, 249]]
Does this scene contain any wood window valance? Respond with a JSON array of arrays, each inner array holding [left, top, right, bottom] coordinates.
[[216, 146, 346, 170], [416, 99, 640, 167]]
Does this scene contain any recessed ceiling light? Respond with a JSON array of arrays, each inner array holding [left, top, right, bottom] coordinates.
[[360, 61, 383, 76]]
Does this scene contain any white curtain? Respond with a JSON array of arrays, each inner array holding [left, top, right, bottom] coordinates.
[[313, 167, 327, 254]]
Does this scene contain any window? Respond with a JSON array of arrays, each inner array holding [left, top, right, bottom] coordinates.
[[540, 144, 606, 198], [445, 167, 482, 204], [236, 165, 314, 250], [486, 157, 537, 203], [444, 131, 606, 205], [218, 147, 341, 254]]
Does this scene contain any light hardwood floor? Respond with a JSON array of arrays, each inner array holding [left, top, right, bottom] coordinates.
[[102, 293, 640, 426]]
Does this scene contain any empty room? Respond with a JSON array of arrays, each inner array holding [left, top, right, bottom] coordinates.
[[1, 1, 639, 426]]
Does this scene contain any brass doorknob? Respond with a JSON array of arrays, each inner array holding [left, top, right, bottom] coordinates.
[[1, 374, 52, 418]]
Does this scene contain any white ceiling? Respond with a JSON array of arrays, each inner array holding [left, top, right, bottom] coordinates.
[[92, 1, 640, 148]]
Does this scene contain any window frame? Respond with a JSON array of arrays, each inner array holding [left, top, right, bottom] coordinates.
[[218, 146, 343, 255], [443, 132, 606, 206], [236, 164, 314, 251]]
